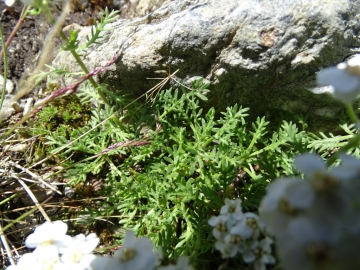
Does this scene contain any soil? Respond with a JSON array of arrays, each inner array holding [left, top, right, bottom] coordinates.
[[0, 1, 124, 80]]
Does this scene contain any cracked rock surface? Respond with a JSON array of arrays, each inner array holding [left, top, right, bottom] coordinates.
[[52, 0, 360, 131]]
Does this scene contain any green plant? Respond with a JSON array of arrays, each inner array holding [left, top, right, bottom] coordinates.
[[3, 1, 360, 269], [42, 78, 343, 269]]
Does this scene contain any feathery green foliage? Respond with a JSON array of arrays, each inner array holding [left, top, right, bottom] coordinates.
[[40, 78, 349, 269]]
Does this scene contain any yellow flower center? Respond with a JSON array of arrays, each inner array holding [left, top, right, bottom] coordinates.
[[119, 248, 136, 263]]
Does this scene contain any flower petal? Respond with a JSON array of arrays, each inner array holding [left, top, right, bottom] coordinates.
[[293, 153, 326, 177], [317, 67, 359, 91]]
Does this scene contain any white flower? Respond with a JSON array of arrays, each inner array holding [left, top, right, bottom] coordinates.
[[8, 245, 63, 270], [294, 153, 352, 218], [32, 245, 64, 270], [4, 0, 15, 5], [4, 0, 35, 6], [259, 177, 315, 235], [158, 257, 193, 270], [219, 198, 243, 227], [332, 154, 360, 180], [230, 212, 261, 240], [25, 221, 72, 253], [6, 253, 38, 270], [288, 216, 340, 246], [89, 256, 112, 270], [294, 153, 341, 193], [241, 238, 275, 270], [61, 233, 99, 270], [293, 153, 327, 179], [219, 233, 245, 258], [103, 230, 157, 270], [208, 215, 229, 240], [241, 239, 258, 264], [276, 216, 338, 270], [344, 54, 360, 76], [317, 55, 360, 103]]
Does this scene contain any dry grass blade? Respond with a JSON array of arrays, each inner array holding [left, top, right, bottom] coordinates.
[[13, 175, 51, 222], [28, 66, 176, 169], [0, 223, 15, 265], [146, 69, 180, 104], [10, 2, 72, 104], [8, 161, 61, 195]]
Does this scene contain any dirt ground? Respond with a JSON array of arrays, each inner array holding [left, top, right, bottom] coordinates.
[[0, 0, 170, 81], [0, 1, 123, 81]]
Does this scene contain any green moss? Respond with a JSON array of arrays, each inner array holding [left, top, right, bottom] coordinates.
[[29, 93, 90, 132], [23, 83, 91, 164]]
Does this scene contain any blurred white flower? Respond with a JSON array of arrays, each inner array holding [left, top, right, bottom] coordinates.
[[7, 245, 63, 270], [25, 221, 72, 253], [344, 54, 360, 76], [294, 153, 352, 218], [4, 0, 14, 5], [277, 216, 338, 270], [6, 253, 38, 270], [32, 245, 63, 270], [104, 230, 157, 270], [259, 177, 315, 235], [317, 55, 360, 103], [4, 0, 35, 6], [332, 154, 360, 180], [89, 256, 112, 270], [293, 153, 327, 179], [61, 233, 99, 270]]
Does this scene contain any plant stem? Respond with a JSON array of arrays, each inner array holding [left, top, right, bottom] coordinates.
[[346, 103, 359, 124], [42, 4, 124, 127], [326, 131, 360, 166], [326, 104, 360, 166]]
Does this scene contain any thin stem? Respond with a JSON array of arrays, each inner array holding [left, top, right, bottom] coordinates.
[[326, 104, 360, 166], [42, 4, 124, 127], [42, 4, 109, 103], [346, 103, 359, 124], [326, 131, 360, 166]]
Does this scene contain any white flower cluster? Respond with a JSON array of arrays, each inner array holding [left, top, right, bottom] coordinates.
[[317, 54, 360, 103], [7, 221, 193, 270], [259, 153, 360, 270], [208, 198, 275, 270]]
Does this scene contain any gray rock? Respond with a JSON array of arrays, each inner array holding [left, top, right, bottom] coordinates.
[[0, 94, 30, 121], [0, 75, 14, 94], [51, 0, 360, 131]]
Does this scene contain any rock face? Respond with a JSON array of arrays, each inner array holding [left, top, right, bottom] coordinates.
[[52, 0, 360, 130]]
